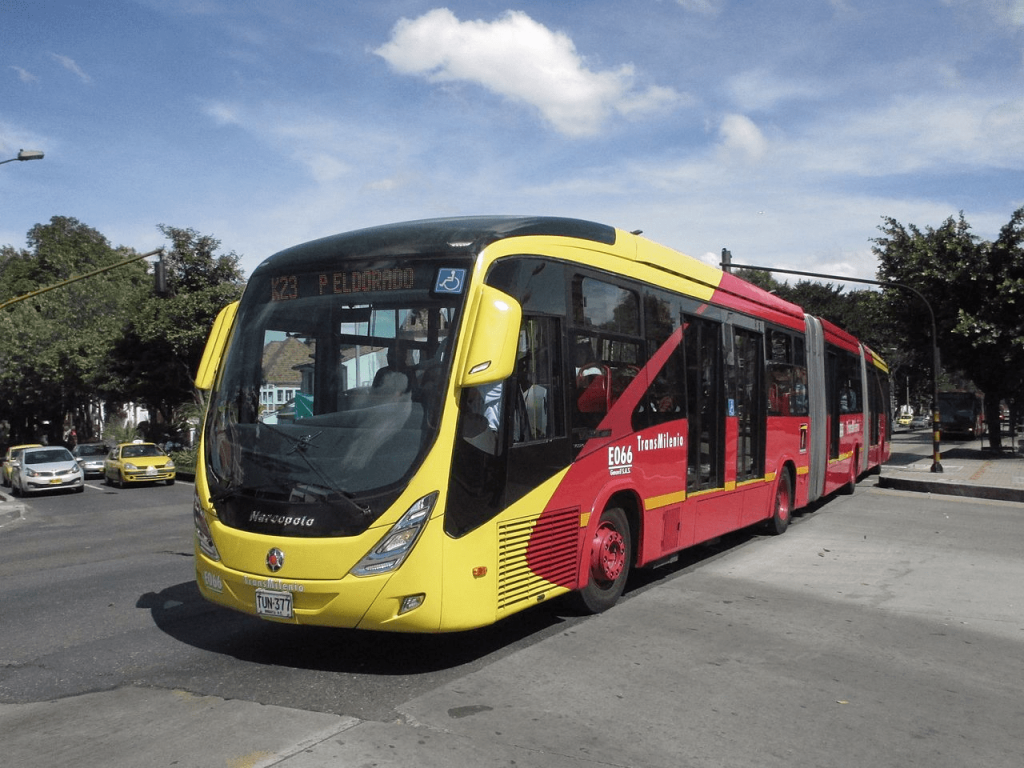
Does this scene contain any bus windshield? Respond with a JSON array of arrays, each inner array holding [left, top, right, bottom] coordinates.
[[204, 259, 467, 537]]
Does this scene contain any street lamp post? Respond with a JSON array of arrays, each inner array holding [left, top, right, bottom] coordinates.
[[0, 149, 45, 166]]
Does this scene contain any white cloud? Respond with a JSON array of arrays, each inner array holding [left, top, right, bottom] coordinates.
[[717, 114, 769, 162], [201, 99, 413, 191], [203, 101, 243, 126], [943, 0, 1024, 26], [10, 66, 38, 83], [303, 153, 351, 184], [786, 94, 1024, 175], [373, 8, 684, 137], [728, 69, 821, 112], [50, 53, 91, 84], [673, 0, 724, 15]]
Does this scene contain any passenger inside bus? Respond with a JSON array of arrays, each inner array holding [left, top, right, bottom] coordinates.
[[462, 386, 499, 454], [840, 383, 858, 413]]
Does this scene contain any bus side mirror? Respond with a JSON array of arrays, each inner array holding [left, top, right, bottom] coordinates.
[[195, 301, 240, 390], [457, 285, 522, 388]]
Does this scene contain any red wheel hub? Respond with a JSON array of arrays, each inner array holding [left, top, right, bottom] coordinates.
[[590, 523, 626, 582], [777, 491, 790, 523]]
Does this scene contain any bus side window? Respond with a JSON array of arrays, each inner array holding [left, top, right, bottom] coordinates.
[[768, 363, 794, 415], [633, 344, 685, 430], [460, 383, 503, 455], [836, 351, 861, 415], [573, 335, 606, 427], [572, 335, 641, 427]]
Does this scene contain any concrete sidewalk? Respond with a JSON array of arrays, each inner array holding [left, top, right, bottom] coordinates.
[[878, 429, 1024, 503]]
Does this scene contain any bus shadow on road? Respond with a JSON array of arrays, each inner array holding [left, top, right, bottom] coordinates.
[[137, 578, 578, 674], [137, 508, 828, 676]]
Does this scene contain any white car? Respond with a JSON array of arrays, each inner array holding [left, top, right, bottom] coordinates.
[[11, 446, 85, 495]]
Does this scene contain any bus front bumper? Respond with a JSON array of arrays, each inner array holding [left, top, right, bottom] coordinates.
[[194, 552, 442, 632]]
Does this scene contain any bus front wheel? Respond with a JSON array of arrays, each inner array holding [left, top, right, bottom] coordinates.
[[571, 506, 632, 614]]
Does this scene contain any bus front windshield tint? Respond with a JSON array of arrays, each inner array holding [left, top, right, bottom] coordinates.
[[205, 262, 464, 537]]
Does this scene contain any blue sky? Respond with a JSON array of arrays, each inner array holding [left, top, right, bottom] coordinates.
[[3, 0, 1023, 281]]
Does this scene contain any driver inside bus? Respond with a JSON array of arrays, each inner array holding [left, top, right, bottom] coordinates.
[[372, 342, 411, 398]]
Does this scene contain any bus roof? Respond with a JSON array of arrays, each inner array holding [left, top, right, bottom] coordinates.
[[253, 216, 617, 274], [253, 215, 810, 330]]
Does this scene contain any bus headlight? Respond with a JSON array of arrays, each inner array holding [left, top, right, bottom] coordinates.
[[193, 494, 221, 561], [350, 492, 438, 577]]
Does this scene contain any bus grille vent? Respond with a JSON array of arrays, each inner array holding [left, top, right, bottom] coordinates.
[[497, 507, 579, 610]]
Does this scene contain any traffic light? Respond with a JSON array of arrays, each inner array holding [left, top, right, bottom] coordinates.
[[155, 254, 168, 296]]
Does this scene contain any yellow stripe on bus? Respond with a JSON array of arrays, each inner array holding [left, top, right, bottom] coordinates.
[[644, 489, 687, 510]]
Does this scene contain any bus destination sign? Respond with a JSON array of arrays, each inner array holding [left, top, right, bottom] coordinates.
[[270, 267, 417, 302]]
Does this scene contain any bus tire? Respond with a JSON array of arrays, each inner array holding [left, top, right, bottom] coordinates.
[[766, 469, 792, 535], [840, 453, 857, 495], [571, 506, 632, 614]]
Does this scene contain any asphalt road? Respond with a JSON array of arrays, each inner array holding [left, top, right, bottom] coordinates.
[[0, 477, 576, 720], [1, 452, 1022, 767]]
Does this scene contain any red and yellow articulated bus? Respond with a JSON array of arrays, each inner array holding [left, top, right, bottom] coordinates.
[[193, 217, 890, 632]]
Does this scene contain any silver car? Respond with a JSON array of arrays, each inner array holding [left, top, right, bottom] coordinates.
[[12, 446, 85, 495], [72, 443, 108, 478]]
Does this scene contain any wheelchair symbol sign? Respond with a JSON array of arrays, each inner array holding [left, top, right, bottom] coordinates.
[[434, 268, 466, 294]]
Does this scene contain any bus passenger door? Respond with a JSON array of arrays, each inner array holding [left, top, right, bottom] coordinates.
[[446, 316, 568, 536], [685, 316, 724, 493], [505, 316, 570, 506], [730, 326, 765, 485]]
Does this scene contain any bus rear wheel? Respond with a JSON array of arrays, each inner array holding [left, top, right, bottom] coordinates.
[[571, 506, 632, 614], [766, 470, 792, 535], [840, 452, 858, 495]]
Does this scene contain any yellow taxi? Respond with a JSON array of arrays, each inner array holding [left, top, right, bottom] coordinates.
[[103, 442, 176, 487], [2, 443, 43, 488]]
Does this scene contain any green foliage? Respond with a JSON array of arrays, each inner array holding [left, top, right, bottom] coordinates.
[[873, 207, 1024, 446], [102, 416, 142, 445], [0, 217, 244, 445], [0, 217, 149, 443], [100, 225, 245, 425], [170, 445, 198, 475]]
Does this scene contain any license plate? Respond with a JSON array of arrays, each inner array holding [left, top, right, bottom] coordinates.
[[255, 589, 293, 619], [50, 478, 62, 484], [146, 466, 157, 476]]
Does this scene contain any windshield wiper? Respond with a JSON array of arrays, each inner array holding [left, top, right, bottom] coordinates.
[[256, 421, 370, 516]]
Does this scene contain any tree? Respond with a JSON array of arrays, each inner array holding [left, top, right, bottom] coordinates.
[[101, 225, 245, 433], [873, 208, 1024, 448], [0, 217, 148, 444]]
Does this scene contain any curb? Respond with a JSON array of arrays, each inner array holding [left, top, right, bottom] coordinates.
[[0, 491, 26, 528], [877, 475, 1024, 503]]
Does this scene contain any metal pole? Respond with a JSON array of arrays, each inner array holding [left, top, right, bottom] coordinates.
[[729, 262, 943, 472]]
